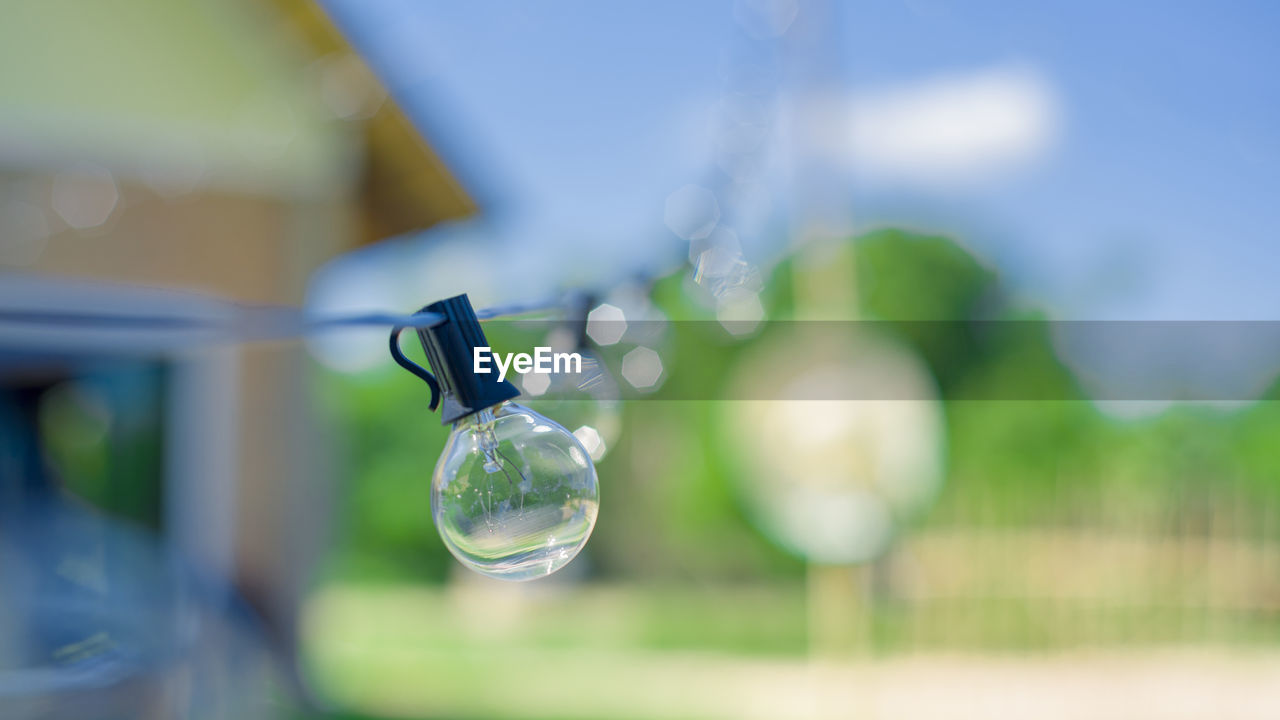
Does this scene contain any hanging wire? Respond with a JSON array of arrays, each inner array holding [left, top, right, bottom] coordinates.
[[0, 296, 572, 344], [0, 307, 439, 340], [474, 297, 563, 320]]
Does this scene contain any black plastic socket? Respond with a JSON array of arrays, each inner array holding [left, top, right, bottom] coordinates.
[[391, 294, 520, 424]]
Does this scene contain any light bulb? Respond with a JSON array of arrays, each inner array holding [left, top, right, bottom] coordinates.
[[391, 294, 603, 581], [433, 401, 599, 581], [717, 325, 943, 565]]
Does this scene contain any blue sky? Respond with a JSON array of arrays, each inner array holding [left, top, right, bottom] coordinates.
[[321, 0, 1280, 320]]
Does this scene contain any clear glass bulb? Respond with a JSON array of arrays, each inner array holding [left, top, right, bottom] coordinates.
[[432, 401, 599, 581]]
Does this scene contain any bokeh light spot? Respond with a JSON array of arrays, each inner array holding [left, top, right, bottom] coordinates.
[[716, 290, 765, 336], [573, 425, 606, 461], [51, 166, 119, 229], [663, 185, 720, 241], [522, 371, 551, 397], [621, 346, 663, 389], [586, 303, 627, 346]]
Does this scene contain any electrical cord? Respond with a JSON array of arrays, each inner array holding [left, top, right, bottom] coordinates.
[[0, 296, 566, 343]]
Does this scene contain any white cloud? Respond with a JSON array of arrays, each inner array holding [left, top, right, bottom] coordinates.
[[799, 66, 1061, 186]]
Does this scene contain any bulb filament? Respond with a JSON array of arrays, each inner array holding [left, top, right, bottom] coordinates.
[[472, 407, 529, 529]]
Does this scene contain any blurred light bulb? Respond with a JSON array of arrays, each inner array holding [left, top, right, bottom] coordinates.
[[595, 281, 672, 395], [434, 401, 599, 580], [521, 347, 622, 462], [717, 326, 944, 565], [521, 304, 623, 462]]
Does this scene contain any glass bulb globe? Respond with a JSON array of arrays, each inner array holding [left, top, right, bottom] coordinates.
[[432, 401, 599, 581]]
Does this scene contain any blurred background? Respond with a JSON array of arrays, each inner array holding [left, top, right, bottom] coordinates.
[[2, 1, 1279, 718]]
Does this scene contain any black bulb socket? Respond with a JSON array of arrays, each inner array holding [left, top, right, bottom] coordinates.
[[411, 294, 520, 424]]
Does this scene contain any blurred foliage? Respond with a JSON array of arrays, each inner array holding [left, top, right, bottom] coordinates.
[[312, 353, 450, 583], [39, 364, 167, 531]]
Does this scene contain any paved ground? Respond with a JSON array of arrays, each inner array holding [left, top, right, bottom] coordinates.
[[316, 643, 1280, 719], [306, 584, 1280, 719]]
